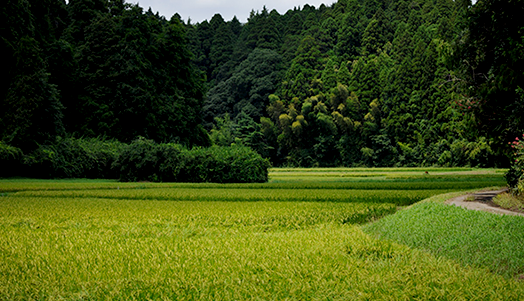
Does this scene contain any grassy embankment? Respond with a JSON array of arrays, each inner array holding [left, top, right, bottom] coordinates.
[[1, 168, 523, 300]]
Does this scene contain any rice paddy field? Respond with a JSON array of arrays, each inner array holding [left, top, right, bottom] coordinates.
[[1, 167, 524, 300]]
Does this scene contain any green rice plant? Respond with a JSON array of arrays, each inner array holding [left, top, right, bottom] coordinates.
[[268, 167, 506, 188], [0, 171, 522, 299], [0, 167, 506, 193], [269, 167, 505, 177], [271, 167, 483, 173], [11, 188, 451, 206], [263, 180, 505, 190], [0, 179, 167, 193], [0, 196, 395, 232], [364, 201, 524, 278], [1, 195, 523, 300]]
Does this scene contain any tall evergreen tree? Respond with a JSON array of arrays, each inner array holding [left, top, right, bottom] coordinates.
[[1, 0, 64, 149], [361, 8, 389, 55], [453, 0, 524, 148]]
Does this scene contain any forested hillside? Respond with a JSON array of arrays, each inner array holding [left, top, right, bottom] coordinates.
[[1, 0, 209, 150], [2, 0, 523, 170], [190, 0, 501, 167]]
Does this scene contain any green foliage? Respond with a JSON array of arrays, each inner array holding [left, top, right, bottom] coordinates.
[[210, 114, 235, 146], [208, 14, 235, 82], [452, 0, 524, 147], [280, 35, 324, 101], [335, 1, 363, 61], [21, 137, 124, 179], [173, 145, 270, 183], [361, 8, 389, 55], [72, 6, 207, 144], [1, 137, 268, 183], [111, 137, 177, 182], [4, 0, 518, 171], [2, 0, 209, 152], [493, 192, 524, 213], [0, 142, 23, 177], [114, 138, 270, 183], [505, 134, 524, 189], [1, 35, 64, 149], [203, 48, 283, 127], [449, 137, 494, 167], [210, 1, 497, 168], [0, 142, 22, 160]]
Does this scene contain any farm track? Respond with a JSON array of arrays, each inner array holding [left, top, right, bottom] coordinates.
[[446, 189, 524, 217]]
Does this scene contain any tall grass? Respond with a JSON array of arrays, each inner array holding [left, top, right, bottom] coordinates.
[[364, 202, 524, 278]]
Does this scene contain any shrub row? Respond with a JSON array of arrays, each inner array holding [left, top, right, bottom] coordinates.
[[0, 138, 269, 183], [22, 137, 124, 179], [114, 137, 269, 183]]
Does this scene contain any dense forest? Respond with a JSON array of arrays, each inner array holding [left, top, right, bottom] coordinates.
[[2, 0, 209, 149], [1, 0, 523, 172]]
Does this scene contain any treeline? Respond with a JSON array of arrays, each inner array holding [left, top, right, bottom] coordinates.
[[188, 0, 504, 167], [1, 0, 251, 181], [1, 0, 209, 151], [2, 0, 522, 176]]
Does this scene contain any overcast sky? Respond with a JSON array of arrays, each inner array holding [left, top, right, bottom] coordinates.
[[130, 0, 337, 23]]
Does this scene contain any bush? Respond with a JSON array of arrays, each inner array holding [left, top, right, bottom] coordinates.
[[114, 138, 270, 183], [506, 134, 524, 191], [4, 137, 269, 183], [112, 137, 183, 182], [22, 137, 124, 179], [450, 137, 494, 167], [0, 141, 23, 177], [178, 146, 270, 183]]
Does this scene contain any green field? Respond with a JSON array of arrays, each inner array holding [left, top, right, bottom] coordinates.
[[1, 168, 523, 300]]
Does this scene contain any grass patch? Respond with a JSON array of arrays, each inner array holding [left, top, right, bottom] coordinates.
[[493, 192, 524, 213], [364, 201, 524, 278]]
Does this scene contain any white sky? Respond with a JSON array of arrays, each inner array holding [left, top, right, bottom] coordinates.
[[131, 0, 337, 23]]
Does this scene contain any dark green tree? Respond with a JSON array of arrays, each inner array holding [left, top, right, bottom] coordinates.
[[453, 0, 524, 148], [335, 0, 363, 61], [203, 48, 283, 126], [65, 0, 108, 43], [280, 35, 324, 101], [71, 4, 207, 145], [245, 7, 281, 50], [1, 36, 64, 149], [1, 0, 65, 149], [208, 14, 235, 82], [321, 57, 338, 91], [361, 8, 389, 55]]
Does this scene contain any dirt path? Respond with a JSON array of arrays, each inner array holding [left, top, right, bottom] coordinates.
[[445, 189, 524, 217]]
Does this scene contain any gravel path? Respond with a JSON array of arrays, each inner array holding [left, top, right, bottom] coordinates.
[[445, 189, 524, 217]]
